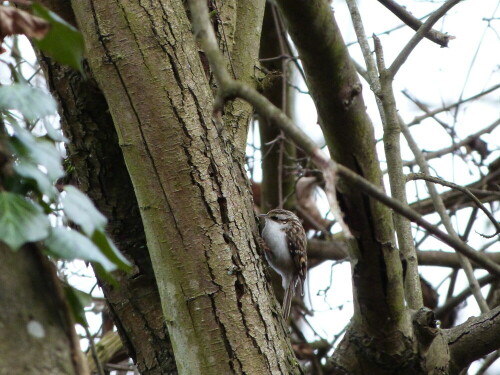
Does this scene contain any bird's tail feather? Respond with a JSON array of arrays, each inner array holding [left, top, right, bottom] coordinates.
[[282, 281, 294, 321]]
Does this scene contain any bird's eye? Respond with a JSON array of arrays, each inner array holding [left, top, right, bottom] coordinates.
[[271, 215, 279, 220]]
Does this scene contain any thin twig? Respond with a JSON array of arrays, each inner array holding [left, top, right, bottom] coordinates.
[[378, 0, 453, 47], [346, 0, 380, 93], [403, 119, 500, 167], [388, 0, 462, 78], [435, 274, 495, 319], [407, 173, 500, 237], [188, 0, 500, 276], [85, 326, 105, 375], [407, 84, 500, 126]]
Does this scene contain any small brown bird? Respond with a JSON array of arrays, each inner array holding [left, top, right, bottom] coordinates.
[[259, 209, 307, 320]]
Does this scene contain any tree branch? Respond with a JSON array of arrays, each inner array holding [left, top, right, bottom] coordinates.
[[388, 0, 462, 78], [375, 33, 424, 309], [407, 172, 500, 237], [378, 0, 453, 47], [336, 163, 500, 276], [401, 121, 490, 313], [435, 275, 496, 320], [410, 163, 500, 215], [188, 0, 500, 278], [445, 306, 500, 373], [406, 84, 500, 127], [403, 119, 500, 167], [308, 238, 500, 268]]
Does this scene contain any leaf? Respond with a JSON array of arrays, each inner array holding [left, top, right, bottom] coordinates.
[[31, 3, 84, 72], [92, 230, 132, 272], [0, 5, 50, 41], [45, 227, 116, 271], [0, 192, 50, 250], [11, 125, 64, 182], [63, 284, 91, 327], [42, 119, 68, 143], [61, 186, 107, 236], [92, 263, 118, 288], [13, 161, 58, 199], [0, 83, 57, 121]]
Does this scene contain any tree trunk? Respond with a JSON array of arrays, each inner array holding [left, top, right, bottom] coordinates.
[[0, 244, 87, 375], [55, 0, 301, 373]]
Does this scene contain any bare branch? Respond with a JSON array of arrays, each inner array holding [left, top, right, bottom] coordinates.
[[378, 0, 453, 47], [410, 164, 500, 215], [388, 0, 462, 78], [407, 84, 500, 126], [401, 118, 491, 314], [435, 275, 496, 321], [403, 119, 500, 168], [375, 33, 423, 309], [407, 172, 500, 237], [188, 0, 500, 277], [309, 238, 500, 268], [446, 306, 500, 373], [475, 349, 500, 375], [336, 163, 500, 276], [346, 0, 380, 93]]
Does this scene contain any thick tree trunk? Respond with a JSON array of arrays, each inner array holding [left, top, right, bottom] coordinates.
[[58, 0, 301, 373], [0, 244, 86, 375], [37, 1, 177, 372], [39, 57, 177, 374]]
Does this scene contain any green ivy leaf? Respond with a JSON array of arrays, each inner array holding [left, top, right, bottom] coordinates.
[[61, 186, 107, 236], [32, 3, 84, 72], [11, 125, 64, 182], [13, 161, 58, 199], [92, 230, 132, 272], [92, 263, 118, 288], [63, 284, 91, 327], [0, 192, 50, 250], [45, 227, 116, 271], [0, 84, 57, 121]]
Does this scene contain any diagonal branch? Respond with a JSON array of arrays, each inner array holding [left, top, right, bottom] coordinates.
[[406, 84, 500, 127], [401, 119, 490, 313], [188, 0, 500, 278], [435, 274, 495, 320], [410, 164, 500, 215], [403, 119, 500, 167], [407, 172, 500, 237], [388, 0, 462, 77], [378, 0, 454, 47]]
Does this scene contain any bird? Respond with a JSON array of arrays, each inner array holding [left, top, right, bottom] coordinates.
[[259, 209, 307, 320]]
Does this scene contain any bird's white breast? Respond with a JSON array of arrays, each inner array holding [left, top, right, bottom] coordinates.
[[262, 219, 293, 288]]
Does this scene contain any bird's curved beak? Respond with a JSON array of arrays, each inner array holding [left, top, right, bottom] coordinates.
[[258, 213, 267, 218]]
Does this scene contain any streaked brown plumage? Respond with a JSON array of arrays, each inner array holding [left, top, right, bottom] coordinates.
[[259, 209, 307, 320]]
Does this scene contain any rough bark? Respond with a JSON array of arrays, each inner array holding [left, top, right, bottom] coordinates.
[[0, 244, 85, 375], [36, 2, 177, 371], [446, 306, 500, 374], [66, 0, 300, 374], [38, 55, 177, 374]]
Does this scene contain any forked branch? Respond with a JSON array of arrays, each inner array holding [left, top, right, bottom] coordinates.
[[187, 0, 500, 277]]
